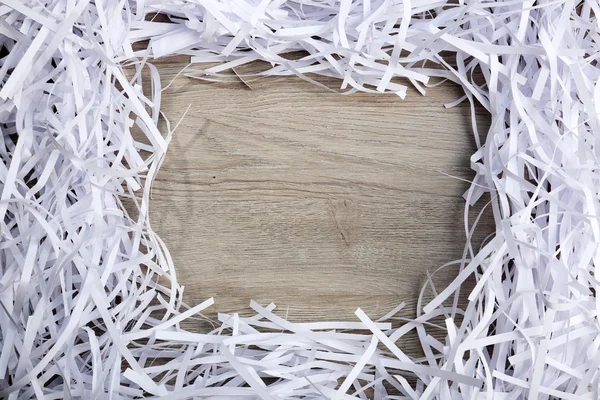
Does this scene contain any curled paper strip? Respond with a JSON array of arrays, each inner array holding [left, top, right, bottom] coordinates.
[[1, 0, 599, 398]]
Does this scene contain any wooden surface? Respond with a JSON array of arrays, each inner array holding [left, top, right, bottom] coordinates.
[[148, 58, 491, 324]]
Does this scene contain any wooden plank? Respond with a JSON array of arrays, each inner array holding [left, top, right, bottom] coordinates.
[[146, 59, 493, 327]]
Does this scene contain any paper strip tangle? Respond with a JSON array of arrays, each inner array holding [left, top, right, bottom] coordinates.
[[0, 0, 599, 398]]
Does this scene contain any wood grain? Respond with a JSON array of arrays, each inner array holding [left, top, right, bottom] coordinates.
[[147, 58, 492, 326]]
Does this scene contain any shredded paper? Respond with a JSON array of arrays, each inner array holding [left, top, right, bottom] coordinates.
[[1, 0, 599, 398]]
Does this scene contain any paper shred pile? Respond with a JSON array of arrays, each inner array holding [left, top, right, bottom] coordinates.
[[1, 0, 599, 398]]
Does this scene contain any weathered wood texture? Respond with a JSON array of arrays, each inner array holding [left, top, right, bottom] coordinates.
[[147, 58, 492, 325]]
